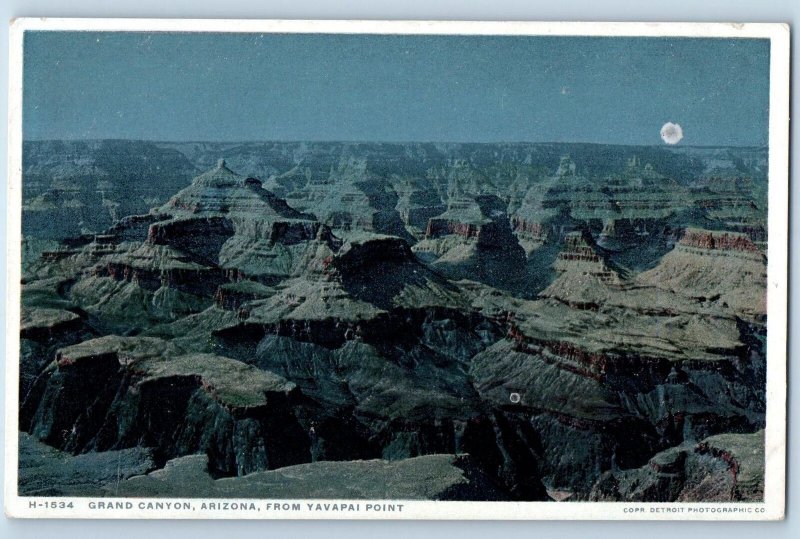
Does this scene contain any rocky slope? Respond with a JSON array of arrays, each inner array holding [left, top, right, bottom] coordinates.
[[590, 430, 765, 502], [22, 140, 197, 240], [639, 228, 767, 321], [18, 433, 156, 496], [18, 431, 507, 500], [412, 194, 528, 294], [18, 147, 768, 501]]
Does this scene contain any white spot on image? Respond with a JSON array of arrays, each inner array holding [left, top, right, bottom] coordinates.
[[509, 392, 521, 404], [660, 122, 684, 145]]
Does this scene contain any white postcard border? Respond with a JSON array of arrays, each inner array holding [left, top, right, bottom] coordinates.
[[4, 18, 790, 520]]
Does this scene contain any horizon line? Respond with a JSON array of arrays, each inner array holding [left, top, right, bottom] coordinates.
[[21, 137, 769, 150]]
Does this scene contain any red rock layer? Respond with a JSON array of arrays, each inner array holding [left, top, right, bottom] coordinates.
[[679, 229, 760, 253], [510, 217, 545, 236], [425, 219, 480, 240]]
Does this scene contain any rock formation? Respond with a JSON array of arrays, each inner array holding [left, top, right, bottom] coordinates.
[[18, 144, 768, 502], [590, 430, 765, 502], [639, 228, 767, 321]]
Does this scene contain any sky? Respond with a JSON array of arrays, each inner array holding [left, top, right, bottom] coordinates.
[[22, 32, 770, 146]]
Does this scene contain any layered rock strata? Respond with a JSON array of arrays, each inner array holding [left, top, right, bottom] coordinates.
[[18, 154, 768, 501]]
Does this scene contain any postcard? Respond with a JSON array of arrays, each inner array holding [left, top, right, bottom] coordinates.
[[4, 19, 789, 520]]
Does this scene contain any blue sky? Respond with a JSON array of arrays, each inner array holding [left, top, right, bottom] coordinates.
[[23, 32, 770, 146]]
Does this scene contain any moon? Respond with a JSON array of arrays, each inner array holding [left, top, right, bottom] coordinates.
[[660, 122, 684, 145]]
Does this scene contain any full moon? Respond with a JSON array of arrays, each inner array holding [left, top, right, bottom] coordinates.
[[660, 122, 684, 145]]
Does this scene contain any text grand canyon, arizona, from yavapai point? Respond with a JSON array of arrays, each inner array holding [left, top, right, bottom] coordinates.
[[15, 29, 772, 504]]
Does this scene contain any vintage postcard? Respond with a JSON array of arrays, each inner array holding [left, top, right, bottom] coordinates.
[[4, 19, 789, 520]]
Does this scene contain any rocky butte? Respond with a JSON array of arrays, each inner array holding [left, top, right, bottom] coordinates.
[[19, 142, 768, 501]]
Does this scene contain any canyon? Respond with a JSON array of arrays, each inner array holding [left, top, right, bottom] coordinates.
[[19, 140, 768, 501]]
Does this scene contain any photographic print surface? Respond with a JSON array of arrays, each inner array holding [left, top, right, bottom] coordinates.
[[5, 19, 788, 520]]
